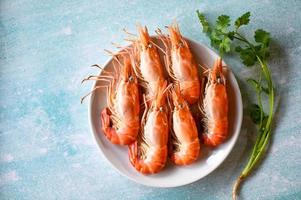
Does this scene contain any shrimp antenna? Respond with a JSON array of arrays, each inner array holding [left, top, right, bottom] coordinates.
[[140, 94, 148, 127], [81, 76, 112, 84], [162, 83, 173, 95], [166, 90, 173, 110], [111, 42, 124, 49], [149, 40, 166, 55], [91, 64, 104, 70], [199, 63, 208, 71], [124, 38, 136, 43], [112, 54, 123, 67], [155, 29, 170, 50], [80, 85, 108, 104], [123, 28, 137, 37], [91, 64, 115, 76], [104, 49, 116, 57]]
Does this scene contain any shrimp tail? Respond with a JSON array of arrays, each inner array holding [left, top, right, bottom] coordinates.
[[171, 138, 200, 165], [129, 141, 168, 174], [203, 126, 228, 147], [101, 108, 138, 145]]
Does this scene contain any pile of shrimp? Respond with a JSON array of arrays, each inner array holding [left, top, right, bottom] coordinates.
[[82, 23, 229, 175]]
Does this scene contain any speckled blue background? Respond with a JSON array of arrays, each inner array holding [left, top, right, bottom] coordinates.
[[0, 0, 300, 199]]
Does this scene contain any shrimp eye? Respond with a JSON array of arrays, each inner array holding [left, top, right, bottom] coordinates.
[[217, 76, 224, 84], [159, 106, 164, 112], [178, 42, 184, 48], [178, 103, 184, 109], [128, 76, 134, 82]]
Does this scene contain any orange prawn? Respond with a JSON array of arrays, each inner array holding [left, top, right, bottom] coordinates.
[[169, 84, 200, 165], [129, 25, 166, 100], [128, 81, 170, 174], [157, 23, 200, 104], [202, 58, 228, 147], [82, 53, 140, 145]]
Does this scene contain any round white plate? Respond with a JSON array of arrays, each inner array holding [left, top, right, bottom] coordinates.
[[89, 37, 243, 188]]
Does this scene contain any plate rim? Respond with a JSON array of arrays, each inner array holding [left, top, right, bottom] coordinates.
[[88, 36, 243, 188]]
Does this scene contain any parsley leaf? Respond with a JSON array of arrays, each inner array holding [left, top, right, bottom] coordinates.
[[235, 12, 251, 29]]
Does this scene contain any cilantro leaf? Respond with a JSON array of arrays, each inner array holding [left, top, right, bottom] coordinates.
[[247, 78, 269, 94], [219, 37, 231, 53], [255, 44, 270, 60], [216, 15, 230, 32], [235, 46, 256, 66], [197, 10, 211, 33], [247, 78, 260, 91], [235, 12, 251, 29], [227, 31, 235, 40], [254, 29, 271, 60], [249, 104, 261, 124], [249, 104, 268, 125], [209, 30, 222, 47], [254, 29, 270, 47]]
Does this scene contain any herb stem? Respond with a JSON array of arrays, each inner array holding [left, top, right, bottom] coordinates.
[[233, 58, 274, 199]]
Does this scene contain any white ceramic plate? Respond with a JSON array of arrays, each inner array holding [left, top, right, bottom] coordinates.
[[89, 37, 243, 188]]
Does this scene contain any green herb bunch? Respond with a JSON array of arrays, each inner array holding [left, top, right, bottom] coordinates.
[[196, 11, 275, 200]]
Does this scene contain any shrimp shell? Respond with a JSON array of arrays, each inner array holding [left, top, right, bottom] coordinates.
[[128, 81, 170, 174], [202, 58, 228, 147], [170, 84, 200, 165], [101, 54, 140, 145]]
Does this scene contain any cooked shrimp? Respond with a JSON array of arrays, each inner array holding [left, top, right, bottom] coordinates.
[[202, 58, 228, 147], [158, 23, 200, 104], [82, 53, 140, 145], [169, 84, 200, 165], [128, 81, 170, 174], [130, 25, 166, 100]]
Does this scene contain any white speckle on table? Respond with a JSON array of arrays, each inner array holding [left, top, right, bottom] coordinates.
[[61, 26, 73, 35], [1, 154, 14, 163], [68, 134, 94, 146], [0, 107, 55, 161], [0, 171, 20, 187], [271, 134, 300, 154], [287, 26, 295, 34], [279, 76, 287, 84], [71, 163, 82, 169], [38, 148, 48, 155]]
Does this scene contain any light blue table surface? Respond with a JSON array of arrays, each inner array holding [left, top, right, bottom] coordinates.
[[1, 0, 300, 199]]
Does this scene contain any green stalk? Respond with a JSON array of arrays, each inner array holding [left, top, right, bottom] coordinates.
[[232, 57, 274, 200]]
